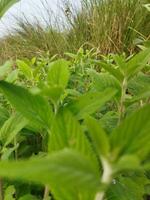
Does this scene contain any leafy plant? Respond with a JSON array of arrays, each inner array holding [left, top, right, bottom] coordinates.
[[0, 47, 149, 200]]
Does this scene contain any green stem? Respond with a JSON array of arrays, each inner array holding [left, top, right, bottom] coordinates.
[[0, 178, 3, 200], [43, 185, 49, 200], [118, 78, 127, 123], [95, 158, 112, 200], [14, 137, 18, 160]]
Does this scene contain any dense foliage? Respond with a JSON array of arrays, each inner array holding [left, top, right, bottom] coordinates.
[[0, 1, 150, 200], [0, 46, 149, 200]]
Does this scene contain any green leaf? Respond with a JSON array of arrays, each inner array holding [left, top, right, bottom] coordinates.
[[1, 144, 19, 160], [41, 85, 64, 105], [0, 60, 12, 79], [93, 60, 124, 82], [49, 109, 99, 172], [110, 104, 150, 159], [85, 116, 110, 157], [99, 111, 118, 134], [0, 0, 20, 18], [0, 149, 100, 192], [126, 48, 150, 79], [113, 54, 126, 72], [68, 88, 116, 119], [47, 59, 70, 89], [89, 70, 121, 97], [127, 89, 150, 103], [114, 155, 141, 172], [0, 81, 53, 130], [4, 185, 16, 200], [107, 174, 148, 200], [0, 113, 27, 147], [17, 60, 33, 80], [128, 72, 150, 96], [5, 69, 18, 83], [19, 194, 38, 200], [0, 106, 9, 127]]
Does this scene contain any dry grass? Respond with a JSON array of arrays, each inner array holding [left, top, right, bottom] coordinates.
[[0, 0, 150, 63]]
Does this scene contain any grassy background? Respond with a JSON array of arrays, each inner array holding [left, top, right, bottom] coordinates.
[[0, 0, 150, 63]]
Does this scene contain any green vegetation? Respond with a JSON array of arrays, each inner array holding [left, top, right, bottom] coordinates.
[[0, 0, 150, 200]]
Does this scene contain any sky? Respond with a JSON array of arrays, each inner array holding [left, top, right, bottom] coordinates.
[[0, 0, 80, 37]]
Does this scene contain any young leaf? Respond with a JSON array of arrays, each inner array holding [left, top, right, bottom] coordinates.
[[0, 149, 100, 192], [85, 116, 110, 157], [68, 88, 116, 119], [110, 104, 150, 159], [47, 59, 70, 89], [0, 81, 53, 130], [17, 60, 33, 80], [93, 60, 124, 82], [126, 48, 150, 79], [41, 85, 64, 105], [0, 113, 27, 147]]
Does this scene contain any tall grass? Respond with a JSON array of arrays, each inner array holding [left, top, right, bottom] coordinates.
[[0, 0, 150, 63], [66, 0, 150, 53]]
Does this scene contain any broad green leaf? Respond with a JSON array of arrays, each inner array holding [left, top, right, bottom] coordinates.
[[17, 60, 33, 79], [89, 70, 121, 96], [48, 59, 70, 89], [107, 175, 149, 200], [126, 48, 150, 79], [4, 185, 15, 200], [128, 72, 150, 95], [0, 0, 20, 18], [110, 104, 150, 159], [114, 155, 141, 173], [85, 116, 110, 157], [41, 85, 64, 105], [0, 60, 12, 78], [0, 81, 53, 130], [99, 111, 118, 134], [0, 113, 27, 147], [49, 109, 99, 172], [5, 69, 18, 83], [68, 88, 116, 119], [51, 186, 95, 200], [0, 149, 100, 192]]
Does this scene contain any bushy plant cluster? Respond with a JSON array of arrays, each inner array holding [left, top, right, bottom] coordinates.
[[0, 1, 150, 200], [0, 46, 149, 200]]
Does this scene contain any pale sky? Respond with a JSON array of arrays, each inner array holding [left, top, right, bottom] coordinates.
[[0, 0, 80, 37]]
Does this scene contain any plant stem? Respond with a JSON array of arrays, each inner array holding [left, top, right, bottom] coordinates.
[[95, 158, 112, 200], [43, 185, 49, 200], [118, 78, 127, 123], [14, 137, 18, 160], [0, 178, 3, 200]]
